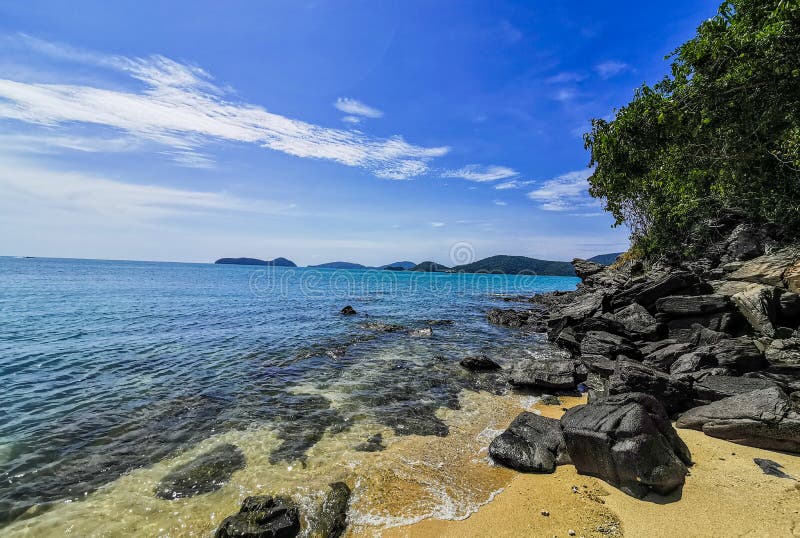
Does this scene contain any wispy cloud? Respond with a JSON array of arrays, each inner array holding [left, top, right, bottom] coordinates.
[[545, 72, 587, 84], [493, 200, 507, 206], [595, 61, 630, 79], [494, 179, 534, 190], [0, 37, 447, 179], [527, 169, 598, 212], [430, 221, 445, 227], [334, 97, 383, 119], [441, 164, 518, 182]]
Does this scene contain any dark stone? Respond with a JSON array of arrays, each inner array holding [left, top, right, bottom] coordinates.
[[753, 458, 794, 480], [608, 360, 692, 414], [778, 292, 800, 327], [723, 223, 766, 263], [579, 331, 640, 360], [316, 482, 351, 538], [642, 342, 694, 372], [489, 412, 569, 473], [155, 444, 246, 500], [360, 321, 405, 332], [510, 359, 587, 390], [580, 354, 617, 376], [354, 433, 385, 452], [693, 376, 778, 403], [611, 272, 704, 310], [677, 387, 800, 453], [487, 308, 547, 331], [744, 366, 800, 393], [607, 303, 661, 341], [655, 295, 731, 316], [459, 355, 501, 371], [573, 258, 605, 281], [425, 319, 454, 326], [664, 311, 741, 341], [561, 393, 691, 498], [689, 325, 730, 346], [731, 284, 781, 336], [340, 305, 357, 316], [551, 291, 608, 323], [765, 338, 800, 365], [215, 495, 300, 538]]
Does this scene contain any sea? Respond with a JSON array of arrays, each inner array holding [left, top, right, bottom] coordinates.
[[0, 256, 579, 536]]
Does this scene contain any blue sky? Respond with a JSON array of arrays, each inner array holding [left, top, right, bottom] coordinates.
[[0, 0, 718, 265]]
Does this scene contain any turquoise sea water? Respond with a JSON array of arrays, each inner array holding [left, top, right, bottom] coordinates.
[[0, 256, 578, 528]]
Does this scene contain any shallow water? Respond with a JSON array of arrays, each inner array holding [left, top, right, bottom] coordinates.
[[0, 257, 578, 535]]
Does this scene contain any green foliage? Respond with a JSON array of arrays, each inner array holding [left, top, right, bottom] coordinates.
[[585, 0, 800, 256]]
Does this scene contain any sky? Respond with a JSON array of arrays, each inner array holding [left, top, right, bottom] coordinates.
[[0, 0, 719, 266]]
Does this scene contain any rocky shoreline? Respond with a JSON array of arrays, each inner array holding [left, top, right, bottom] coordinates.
[[485, 214, 800, 500]]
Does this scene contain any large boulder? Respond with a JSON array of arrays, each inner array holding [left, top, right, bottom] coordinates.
[[721, 223, 766, 263], [743, 365, 800, 394], [215, 495, 300, 538], [677, 387, 800, 453], [489, 412, 569, 473], [573, 258, 605, 281], [693, 375, 778, 403], [509, 359, 587, 390], [579, 331, 640, 360], [605, 303, 661, 341], [661, 311, 742, 341], [561, 393, 691, 498], [611, 272, 707, 310], [155, 444, 246, 500], [608, 360, 692, 414], [730, 284, 781, 336], [726, 246, 800, 287]]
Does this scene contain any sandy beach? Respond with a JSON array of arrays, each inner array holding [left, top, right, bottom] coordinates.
[[384, 399, 800, 538]]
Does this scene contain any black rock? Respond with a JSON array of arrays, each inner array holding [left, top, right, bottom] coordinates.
[[459, 355, 501, 371], [361, 321, 405, 332], [316, 482, 351, 538], [155, 444, 246, 500], [579, 331, 640, 360], [611, 272, 705, 310], [743, 365, 800, 393], [340, 306, 357, 316], [354, 433, 385, 452], [677, 387, 800, 453], [487, 308, 547, 331], [655, 295, 731, 316], [670, 337, 765, 375], [607, 360, 692, 414], [561, 393, 691, 498], [693, 375, 778, 403], [753, 458, 794, 480], [664, 311, 742, 342], [510, 359, 587, 390], [642, 342, 694, 372], [572, 258, 605, 281], [489, 412, 569, 473], [607, 303, 661, 341], [215, 495, 300, 538]]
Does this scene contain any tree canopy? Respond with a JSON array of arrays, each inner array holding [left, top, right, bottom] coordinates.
[[585, 0, 800, 257]]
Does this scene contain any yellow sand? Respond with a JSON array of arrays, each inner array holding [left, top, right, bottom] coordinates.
[[385, 399, 800, 538]]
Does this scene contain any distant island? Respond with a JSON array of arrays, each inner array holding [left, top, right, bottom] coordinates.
[[214, 253, 623, 275], [214, 257, 297, 267]]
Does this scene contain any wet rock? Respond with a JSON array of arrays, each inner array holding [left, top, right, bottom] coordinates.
[[510, 359, 587, 390], [655, 295, 730, 316], [155, 444, 246, 500], [753, 458, 794, 480], [408, 327, 433, 337], [354, 433, 385, 452], [561, 393, 691, 498], [677, 387, 800, 453], [215, 495, 300, 538], [425, 319, 454, 326], [340, 306, 357, 316], [693, 376, 778, 403], [316, 482, 351, 538], [642, 342, 694, 372], [731, 284, 781, 336], [573, 258, 605, 281], [489, 412, 569, 473], [459, 355, 501, 371], [608, 360, 692, 414], [487, 308, 547, 331]]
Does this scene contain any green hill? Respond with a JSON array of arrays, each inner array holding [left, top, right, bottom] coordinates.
[[215, 257, 297, 267], [410, 261, 451, 272], [452, 255, 574, 276], [308, 261, 367, 269], [588, 252, 623, 265]]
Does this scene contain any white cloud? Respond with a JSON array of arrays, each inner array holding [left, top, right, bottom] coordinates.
[[441, 164, 518, 182], [430, 221, 445, 227], [545, 72, 587, 84], [334, 97, 383, 118], [595, 61, 630, 79], [341, 115, 362, 124], [494, 200, 507, 206], [495, 179, 535, 190], [0, 132, 139, 154], [0, 38, 447, 178], [527, 169, 598, 211], [553, 88, 578, 102]]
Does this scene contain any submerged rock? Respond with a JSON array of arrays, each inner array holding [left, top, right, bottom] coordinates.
[[155, 444, 245, 500], [561, 393, 691, 498], [459, 355, 501, 371], [487, 308, 547, 331], [215, 495, 300, 538], [489, 412, 569, 473], [677, 387, 800, 453], [354, 433, 385, 452], [340, 305, 357, 316], [360, 321, 405, 332], [314, 482, 351, 538], [408, 327, 433, 337]]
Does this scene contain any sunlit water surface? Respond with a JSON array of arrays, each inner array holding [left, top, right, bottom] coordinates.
[[0, 257, 578, 535]]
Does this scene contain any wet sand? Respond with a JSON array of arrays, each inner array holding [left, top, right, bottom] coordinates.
[[386, 399, 800, 538]]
